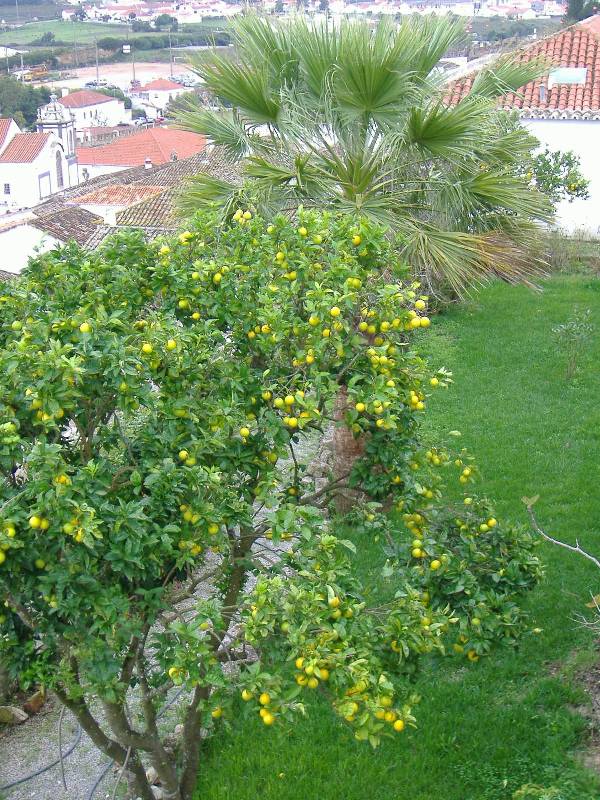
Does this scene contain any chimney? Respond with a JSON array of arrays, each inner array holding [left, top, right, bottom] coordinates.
[[170, 151, 178, 161], [144, 157, 152, 170], [61, 87, 69, 98]]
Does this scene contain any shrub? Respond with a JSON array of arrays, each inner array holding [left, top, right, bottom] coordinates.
[[526, 148, 590, 204], [0, 212, 542, 799]]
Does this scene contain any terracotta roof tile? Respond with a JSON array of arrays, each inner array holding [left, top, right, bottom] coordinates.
[[58, 90, 114, 109], [115, 188, 178, 227], [446, 15, 600, 115], [74, 185, 163, 207], [0, 118, 14, 150], [138, 79, 182, 91], [31, 207, 102, 246], [76, 128, 206, 168], [0, 133, 50, 163]]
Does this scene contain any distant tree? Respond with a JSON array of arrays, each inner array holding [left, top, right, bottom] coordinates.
[[38, 31, 55, 45], [72, 7, 86, 20], [0, 77, 50, 129], [165, 90, 197, 118], [319, 0, 329, 11], [12, 110, 26, 130], [155, 13, 178, 30], [131, 19, 152, 32], [274, 0, 284, 11], [564, 0, 598, 21], [95, 86, 133, 110]]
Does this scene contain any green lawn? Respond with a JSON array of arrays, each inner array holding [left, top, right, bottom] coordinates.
[[195, 275, 600, 800], [0, 20, 130, 46]]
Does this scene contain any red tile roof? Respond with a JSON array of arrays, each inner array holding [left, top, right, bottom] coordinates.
[[0, 118, 15, 151], [74, 185, 163, 207], [58, 90, 114, 109], [76, 128, 206, 167], [445, 16, 600, 117], [139, 78, 182, 91], [0, 133, 50, 163]]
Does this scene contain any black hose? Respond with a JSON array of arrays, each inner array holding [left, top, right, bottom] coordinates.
[[85, 758, 114, 800], [0, 721, 83, 792], [0, 687, 185, 797]]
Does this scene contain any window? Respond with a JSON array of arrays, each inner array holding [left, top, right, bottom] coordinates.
[[548, 67, 587, 88], [3, 183, 9, 195], [56, 150, 64, 189]]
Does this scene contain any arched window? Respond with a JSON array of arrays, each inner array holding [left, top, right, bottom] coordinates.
[[56, 150, 64, 189]]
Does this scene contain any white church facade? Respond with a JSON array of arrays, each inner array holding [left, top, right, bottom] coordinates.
[[0, 96, 79, 213]]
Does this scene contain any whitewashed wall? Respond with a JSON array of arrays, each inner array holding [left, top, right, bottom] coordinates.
[[0, 225, 61, 274], [78, 163, 130, 180], [524, 118, 600, 236], [65, 99, 132, 137]]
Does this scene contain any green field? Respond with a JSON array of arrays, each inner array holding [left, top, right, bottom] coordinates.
[[0, 20, 130, 46], [0, 17, 229, 47], [195, 274, 600, 800], [0, 1, 65, 24]]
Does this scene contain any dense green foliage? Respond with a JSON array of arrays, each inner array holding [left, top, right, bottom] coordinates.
[[194, 275, 600, 800], [0, 212, 541, 799], [528, 148, 589, 204], [564, 0, 598, 22], [0, 76, 50, 129]]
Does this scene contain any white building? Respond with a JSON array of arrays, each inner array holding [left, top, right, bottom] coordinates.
[[37, 94, 79, 187], [447, 15, 600, 234], [0, 104, 79, 212], [57, 89, 132, 140], [130, 79, 188, 120]]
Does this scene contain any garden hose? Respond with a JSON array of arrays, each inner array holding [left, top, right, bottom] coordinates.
[[0, 721, 83, 792]]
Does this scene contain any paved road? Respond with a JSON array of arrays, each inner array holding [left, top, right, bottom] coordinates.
[[37, 61, 197, 92]]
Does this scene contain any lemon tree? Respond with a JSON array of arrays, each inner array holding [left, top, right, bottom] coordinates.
[[0, 211, 542, 800]]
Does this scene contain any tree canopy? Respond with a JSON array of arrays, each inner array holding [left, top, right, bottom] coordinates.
[[0, 210, 542, 799], [177, 15, 551, 295]]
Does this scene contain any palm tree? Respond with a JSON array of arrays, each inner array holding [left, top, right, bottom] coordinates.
[[177, 14, 551, 295]]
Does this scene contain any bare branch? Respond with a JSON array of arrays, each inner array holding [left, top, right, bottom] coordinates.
[[526, 503, 600, 570]]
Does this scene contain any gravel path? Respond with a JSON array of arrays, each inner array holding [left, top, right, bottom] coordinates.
[[0, 696, 118, 800]]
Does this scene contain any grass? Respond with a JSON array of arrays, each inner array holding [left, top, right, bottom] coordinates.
[[0, 2, 66, 24], [194, 275, 600, 800], [0, 20, 130, 46], [0, 17, 229, 47]]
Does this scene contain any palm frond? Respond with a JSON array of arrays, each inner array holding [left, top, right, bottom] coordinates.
[[405, 98, 490, 159], [467, 170, 552, 220], [405, 16, 468, 77], [180, 15, 552, 294], [332, 17, 418, 125], [176, 103, 256, 159], [400, 223, 545, 297], [179, 173, 240, 216], [470, 57, 547, 99], [189, 51, 280, 125], [290, 15, 340, 97], [230, 14, 298, 86]]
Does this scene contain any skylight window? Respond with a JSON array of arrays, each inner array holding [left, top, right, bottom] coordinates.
[[548, 67, 587, 88]]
